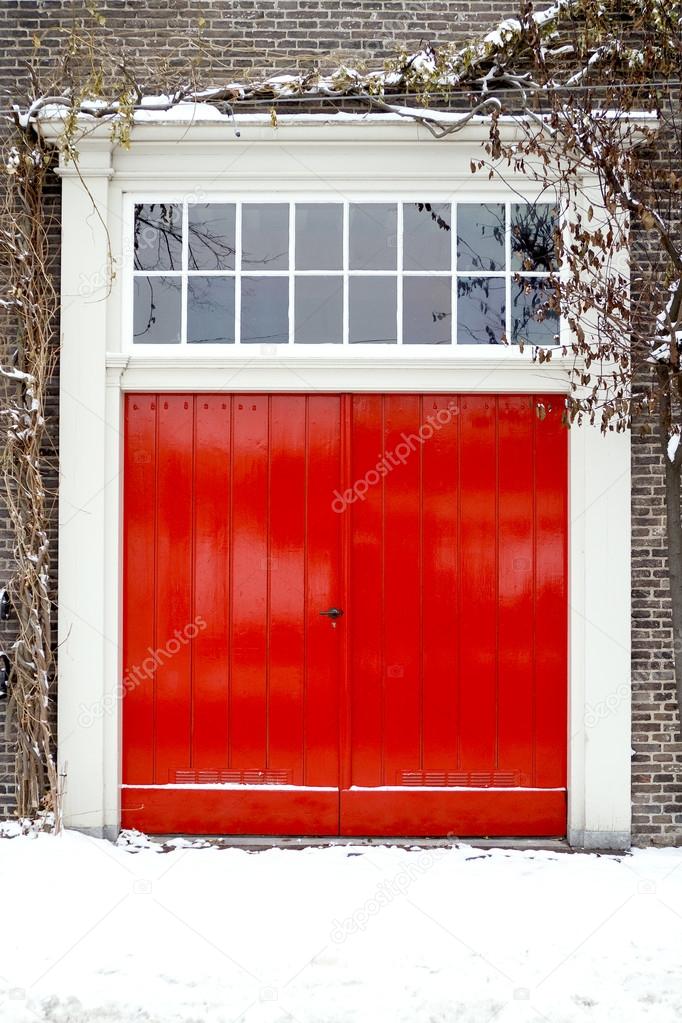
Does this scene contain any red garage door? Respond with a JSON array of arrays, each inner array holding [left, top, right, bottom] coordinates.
[[122, 393, 567, 836]]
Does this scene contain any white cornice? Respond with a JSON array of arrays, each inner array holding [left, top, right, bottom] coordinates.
[[38, 109, 660, 152], [36, 108, 660, 148], [38, 115, 511, 148]]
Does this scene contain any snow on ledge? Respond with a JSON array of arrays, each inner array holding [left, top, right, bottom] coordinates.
[[35, 101, 660, 137]]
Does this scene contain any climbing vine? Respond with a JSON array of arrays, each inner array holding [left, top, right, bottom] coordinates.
[[0, 131, 60, 825]]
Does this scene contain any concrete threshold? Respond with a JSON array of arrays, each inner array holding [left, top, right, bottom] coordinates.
[[145, 835, 585, 854]]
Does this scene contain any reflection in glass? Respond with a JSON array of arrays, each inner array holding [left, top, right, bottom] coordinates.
[[133, 276, 181, 343], [349, 204, 397, 271], [242, 204, 289, 270], [403, 277, 451, 344], [457, 204, 506, 271], [241, 277, 289, 343], [512, 204, 558, 271], [295, 276, 343, 343], [457, 277, 506, 344], [512, 279, 559, 345], [187, 277, 235, 343], [187, 204, 236, 270], [134, 203, 182, 270], [403, 202, 451, 271], [296, 204, 343, 271], [349, 277, 397, 343]]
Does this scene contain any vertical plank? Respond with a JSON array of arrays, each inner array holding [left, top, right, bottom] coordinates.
[[458, 396, 497, 772], [303, 396, 342, 787], [229, 395, 269, 770], [122, 394, 157, 784], [533, 396, 568, 787], [348, 395, 384, 787], [497, 396, 535, 784], [268, 395, 307, 783], [154, 395, 194, 782], [382, 394, 422, 784], [421, 395, 459, 773], [339, 394, 352, 792], [192, 396, 231, 771]]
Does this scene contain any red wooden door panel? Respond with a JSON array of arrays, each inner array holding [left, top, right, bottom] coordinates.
[[121, 397, 156, 784], [122, 392, 567, 837], [421, 396, 459, 776], [534, 399, 569, 789], [342, 394, 567, 836], [458, 396, 497, 773], [193, 397, 231, 771], [122, 394, 342, 834], [154, 397, 194, 783]]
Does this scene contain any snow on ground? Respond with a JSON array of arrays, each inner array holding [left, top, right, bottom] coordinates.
[[0, 831, 681, 1022]]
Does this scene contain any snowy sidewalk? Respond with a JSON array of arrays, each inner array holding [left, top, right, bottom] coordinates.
[[1, 831, 681, 1022]]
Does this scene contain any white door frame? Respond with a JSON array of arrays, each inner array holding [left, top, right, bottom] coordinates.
[[49, 115, 631, 847]]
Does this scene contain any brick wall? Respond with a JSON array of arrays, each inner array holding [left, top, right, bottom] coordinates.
[[0, 0, 680, 846], [631, 350, 682, 846], [629, 95, 682, 847]]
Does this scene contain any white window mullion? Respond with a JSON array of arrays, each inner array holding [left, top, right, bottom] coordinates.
[[451, 201, 457, 345], [396, 202, 403, 345], [235, 200, 242, 345], [180, 202, 188, 344], [505, 200, 512, 345], [343, 200, 349, 345], [289, 201, 295, 345]]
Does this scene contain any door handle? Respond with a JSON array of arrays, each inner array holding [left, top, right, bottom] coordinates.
[[319, 607, 344, 619]]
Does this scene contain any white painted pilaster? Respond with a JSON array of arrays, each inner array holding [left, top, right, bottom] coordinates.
[[569, 423, 631, 849], [57, 142, 116, 837]]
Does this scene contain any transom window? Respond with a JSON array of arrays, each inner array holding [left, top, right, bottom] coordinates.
[[131, 200, 559, 346]]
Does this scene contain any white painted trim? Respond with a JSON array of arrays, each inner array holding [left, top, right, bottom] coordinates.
[[57, 128, 632, 847], [109, 352, 574, 395]]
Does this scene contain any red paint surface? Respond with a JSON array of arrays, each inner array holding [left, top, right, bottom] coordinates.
[[123, 394, 567, 836]]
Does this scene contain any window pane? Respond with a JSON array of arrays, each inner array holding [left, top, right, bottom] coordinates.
[[512, 279, 559, 345], [349, 204, 397, 270], [512, 203, 558, 271], [403, 202, 451, 271], [349, 277, 396, 343], [242, 203, 289, 270], [133, 276, 181, 343], [241, 277, 288, 343], [457, 204, 506, 271], [187, 277, 235, 344], [295, 276, 342, 343], [457, 277, 506, 344], [403, 277, 451, 344], [134, 203, 182, 270], [296, 204, 343, 271], [187, 204, 236, 270]]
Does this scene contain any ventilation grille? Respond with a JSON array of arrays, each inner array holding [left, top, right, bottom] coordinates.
[[172, 769, 292, 785], [399, 770, 520, 787]]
